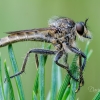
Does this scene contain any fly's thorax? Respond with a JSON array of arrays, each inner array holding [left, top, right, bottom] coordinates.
[[60, 29, 76, 45], [59, 30, 76, 53], [48, 16, 75, 29], [51, 38, 62, 50], [62, 42, 72, 53], [52, 26, 74, 39]]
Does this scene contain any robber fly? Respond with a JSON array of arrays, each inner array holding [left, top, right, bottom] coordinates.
[[1, 17, 91, 91]]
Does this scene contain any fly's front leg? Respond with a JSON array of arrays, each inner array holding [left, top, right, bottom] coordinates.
[[75, 55, 84, 92], [68, 46, 87, 70], [79, 55, 84, 86], [54, 50, 78, 81], [67, 45, 86, 92], [9, 49, 57, 79]]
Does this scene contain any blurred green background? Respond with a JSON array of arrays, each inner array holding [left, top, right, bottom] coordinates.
[[0, 0, 99, 100]]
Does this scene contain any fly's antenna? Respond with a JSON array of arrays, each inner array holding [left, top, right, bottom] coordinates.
[[84, 18, 89, 27]]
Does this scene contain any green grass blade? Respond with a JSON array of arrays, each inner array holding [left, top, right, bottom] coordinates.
[[4, 60, 15, 100], [32, 91, 37, 100], [57, 54, 79, 100], [39, 43, 51, 100], [68, 55, 79, 100], [39, 55, 45, 100], [57, 74, 70, 100], [0, 86, 4, 100], [50, 59, 58, 100], [85, 41, 93, 60], [92, 92, 100, 100], [62, 86, 70, 100], [32, 43, 51, 100], [4, 80, 9, 100], [32, 68, 39, 100], [87, 49, 93, 60], [57, 66, 62, 91], [33, 70, 39, 95], [85, 41, 90, 55], [69, 79, 77, 100], [8, 44, 25, 100], [46, 91, 50, 100], [0, 53, 5, 100]]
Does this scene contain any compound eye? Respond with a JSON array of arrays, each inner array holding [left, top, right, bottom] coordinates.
[[76, 22, 84, 35]]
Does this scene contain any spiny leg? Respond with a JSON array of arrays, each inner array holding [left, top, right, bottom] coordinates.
[[79, 55, 84, 86], [63, 53, 68, 65], [35, 54, 39, 69], [54, 50, 79, 81], [66, 45, 86, 92], [63, 53, 71, 86], [75, 55, 84, 92], [9, 49, 57, 79], [67, 45, 87, 70], [67, 46, 86, 85]]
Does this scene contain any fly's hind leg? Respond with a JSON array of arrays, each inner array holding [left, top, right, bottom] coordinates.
[[54, 50, 79, 81], [9, 49, 57, 79]]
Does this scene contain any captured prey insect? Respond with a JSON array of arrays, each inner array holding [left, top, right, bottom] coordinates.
[[1, 17, 91, 91]]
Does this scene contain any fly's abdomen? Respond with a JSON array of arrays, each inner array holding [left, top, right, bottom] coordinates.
[[0, 28, 56, 47]]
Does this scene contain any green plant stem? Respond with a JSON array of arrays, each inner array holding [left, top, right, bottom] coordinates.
[[4, 60, 15, 100], [8, 44, 25, 100], [39, 55, 45, 100], [0, 54, 6, 100], [50, 59, 58, 100], [93, 92, 100, 100], [57, 74, 70, 100]]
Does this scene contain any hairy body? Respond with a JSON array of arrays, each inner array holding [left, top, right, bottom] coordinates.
[[2, 17, 91, 91]]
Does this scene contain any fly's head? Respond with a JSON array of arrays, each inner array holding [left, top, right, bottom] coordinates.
[[75, 18, 91, 41]]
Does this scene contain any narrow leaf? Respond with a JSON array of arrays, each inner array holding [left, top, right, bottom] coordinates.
[[57, 66, 62, 91], [39, 55, 45, 100], [8, 44, 25, 100], [68, 54, 79, 100], [62, 86, 70, 100], [0, 53, 5, 100], [4, 60, 15, 100], [46, 91, 50, 100], [50, 59, 57, 100], [4, 80, 9, 100], [87, 50, 93, 60], [33, 70, 39, 95], [85, 41, 90, 55], [57, 74, 70, 100], [32, 43, 51, 100], [39, 43, 51, 100], [93, 92, 100, 100], [32, 91, 37, 100]]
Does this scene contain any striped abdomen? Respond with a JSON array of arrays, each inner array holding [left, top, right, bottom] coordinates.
[[0, 28, 57, 47]]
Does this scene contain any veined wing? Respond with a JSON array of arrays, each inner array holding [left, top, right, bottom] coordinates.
[[6, 27, 55, 35], [0, 27, 57, 47]]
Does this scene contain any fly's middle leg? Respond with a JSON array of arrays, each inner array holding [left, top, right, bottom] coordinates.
[[9, 49, 57, 79], [54, 50, 79, 82]]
